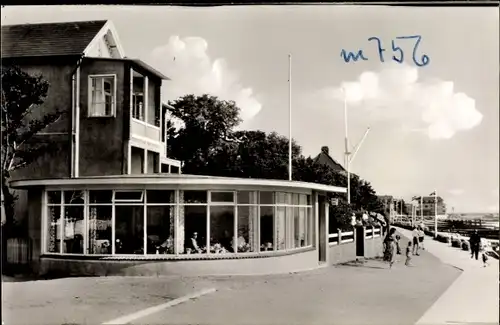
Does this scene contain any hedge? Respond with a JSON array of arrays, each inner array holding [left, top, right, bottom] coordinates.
[[451, 238, 461, 248], [461, 241, 470, 251]]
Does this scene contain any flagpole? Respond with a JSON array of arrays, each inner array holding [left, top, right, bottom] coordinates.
[[288, 54, 292, 181], [434, 190, 438, 237], [343, 88, 350, 204]]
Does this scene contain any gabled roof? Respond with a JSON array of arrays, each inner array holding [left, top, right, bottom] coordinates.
[[313, 148, 346, 174], [1, 20, 108, 58]]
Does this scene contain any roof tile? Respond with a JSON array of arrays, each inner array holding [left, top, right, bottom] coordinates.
[[1, 20, 107, 58]]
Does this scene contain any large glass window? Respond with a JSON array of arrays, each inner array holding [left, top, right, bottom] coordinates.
[[62, 191, 84, 254], [115, 206, 144, 254], [260, 206, 274, 251], [46, 203, 62, 253], [88, 205, 112, 254], [88, 190, 112, 255], [182, 206, 207, 254], [237, 206, 258, 253], [209, 206, 234, 253], [146, 206, 174, 254], [44, 189, 315, 256]]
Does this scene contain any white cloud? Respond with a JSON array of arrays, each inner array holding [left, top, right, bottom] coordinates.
[[448, 189, 465, 196], [321, 63, 483, 139], [148, 36, 262, 123]]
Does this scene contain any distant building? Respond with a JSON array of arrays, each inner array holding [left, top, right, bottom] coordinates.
[[415, 195, 447, 216]]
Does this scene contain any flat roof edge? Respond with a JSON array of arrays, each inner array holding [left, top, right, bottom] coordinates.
[[10, 176, 347, 194]]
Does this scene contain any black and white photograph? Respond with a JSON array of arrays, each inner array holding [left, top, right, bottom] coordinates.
[[1, 4, 499, 325]]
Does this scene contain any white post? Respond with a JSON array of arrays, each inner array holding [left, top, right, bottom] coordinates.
[[434, 190, 438, 236], [288, 54, 292, 182]]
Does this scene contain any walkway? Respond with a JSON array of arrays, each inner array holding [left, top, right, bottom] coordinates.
[[396, 227, 499, 324]]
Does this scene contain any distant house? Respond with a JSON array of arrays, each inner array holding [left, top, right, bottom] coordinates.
[[1, 20, 182, 179], [313, 146, 346, 174]]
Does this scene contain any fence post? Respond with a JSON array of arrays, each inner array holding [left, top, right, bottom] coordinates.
[[338, 228, 342, 244], [370, 226, 374, 239]]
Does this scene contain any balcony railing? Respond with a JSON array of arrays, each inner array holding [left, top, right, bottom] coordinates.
[[131, 118, 161, 142]]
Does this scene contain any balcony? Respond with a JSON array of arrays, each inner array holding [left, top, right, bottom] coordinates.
[[131, 118, 161, 142]]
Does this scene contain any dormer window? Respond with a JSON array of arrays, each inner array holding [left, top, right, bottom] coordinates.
[[88, 75, 116, 117]]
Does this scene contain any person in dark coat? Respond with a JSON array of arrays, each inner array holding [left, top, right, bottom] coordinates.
[[469, 229, 481, 260]]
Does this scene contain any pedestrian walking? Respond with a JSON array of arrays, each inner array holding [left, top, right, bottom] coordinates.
[[396, 235, 402, 254], [412, 226, 420, 256], [405, 241, 413, 266], [469, 230, 481, 260], [384, 228, 398, 268], [482, 251, 489, 267], [418, 226, 425, 250]]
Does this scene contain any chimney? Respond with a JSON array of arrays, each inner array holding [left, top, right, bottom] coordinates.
[[321, 146, 329, 155]]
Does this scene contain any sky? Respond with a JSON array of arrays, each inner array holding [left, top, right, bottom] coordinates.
[[2, 5, 499, 213]]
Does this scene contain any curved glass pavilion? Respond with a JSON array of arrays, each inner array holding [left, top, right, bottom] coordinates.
[[11, 174, 346, 276]]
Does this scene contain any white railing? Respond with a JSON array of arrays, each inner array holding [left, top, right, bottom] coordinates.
[[328, 226, 383, 246], [131, 118, 161, 142]]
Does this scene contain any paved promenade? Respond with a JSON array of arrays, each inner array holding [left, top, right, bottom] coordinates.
[[396, 227, 499, 325]]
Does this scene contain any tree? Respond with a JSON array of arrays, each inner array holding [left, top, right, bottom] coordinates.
[[166, 93, 386, 229], [167, 94, 242, 175], [1, 65, 62, 230]]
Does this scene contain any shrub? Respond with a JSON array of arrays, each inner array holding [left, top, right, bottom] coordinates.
[[461, 241, 470, 251]]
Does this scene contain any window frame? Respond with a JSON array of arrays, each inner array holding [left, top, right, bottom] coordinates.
[[88, 74, 117, 118]]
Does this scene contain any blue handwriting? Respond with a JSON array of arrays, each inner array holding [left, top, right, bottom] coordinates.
[[340, 35, 430, 67]]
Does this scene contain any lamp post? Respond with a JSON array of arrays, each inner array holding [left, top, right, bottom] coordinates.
[[342, 88, 370, 205]]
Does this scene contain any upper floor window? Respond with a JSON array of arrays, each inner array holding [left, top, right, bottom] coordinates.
[[88, 75, 116, 117], [132, 92, 144, 121]]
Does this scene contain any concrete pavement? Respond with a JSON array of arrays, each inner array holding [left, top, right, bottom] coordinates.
[[396, 227, 499, 324], [2, 229, 468, 325]]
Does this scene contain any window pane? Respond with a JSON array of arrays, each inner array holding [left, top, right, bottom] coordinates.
[[287, 207, 294, 249], [147, 206, 174, 254], [182, 190, 207, 204], [47, 191, 61, 204], [306, 195, 311, 206], [115, 206, 144, 254], [64, 191, 84, 204], [209, 206, 234, 253], [299, 194, 307, 205], [114, 191, 143, 202], [292, 193, 299, 205], [104, 80, 112, 93], [276, 207, 286, 250], [88, 206, 112, 254], [46, 206, 61, 253], [89, 190, 112, 204], [260, 206, 274, 251], [105, 95, 112, 115], [147, 190, 175, 204], [259, 191, 274, 205], [276, 192, 286, 204], [296, 207, 306, 248], [237, 206, 257, 253], [62, 206, 84, 254], [306, 207, 313, 246], [210, 191, 234, 203], [182, 206, 207, 254], [237, 191, 257, 204]]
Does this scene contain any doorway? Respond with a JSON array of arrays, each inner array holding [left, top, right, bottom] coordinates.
[[356, 226, 365, 257], [318, 195, 327, 264]]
